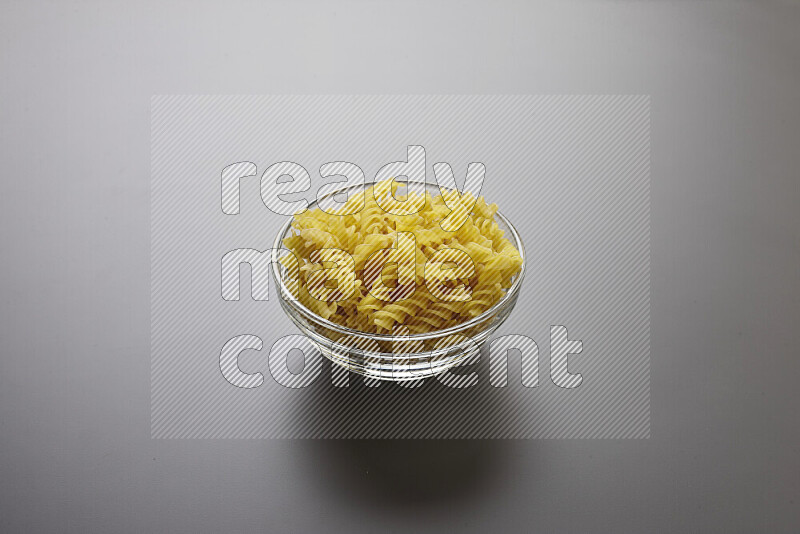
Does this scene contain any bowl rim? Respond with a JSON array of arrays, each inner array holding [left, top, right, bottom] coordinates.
[[270, 181, 526, 342]]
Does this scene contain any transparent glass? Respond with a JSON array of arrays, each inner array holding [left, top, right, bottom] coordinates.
[[271, 182, 526, 381]]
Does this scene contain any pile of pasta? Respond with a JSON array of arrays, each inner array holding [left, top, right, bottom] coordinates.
[[280, 180, 522, 335]]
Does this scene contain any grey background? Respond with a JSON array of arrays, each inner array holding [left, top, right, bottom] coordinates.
[[0, 1, 798, 532]]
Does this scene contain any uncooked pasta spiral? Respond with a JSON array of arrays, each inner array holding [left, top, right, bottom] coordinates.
[[280, 180, 522, 335]]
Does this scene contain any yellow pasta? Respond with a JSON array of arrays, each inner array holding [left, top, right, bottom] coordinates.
[[281, 180, 522, 335]]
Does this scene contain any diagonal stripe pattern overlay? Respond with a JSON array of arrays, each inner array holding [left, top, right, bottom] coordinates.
[[151, 95, 650, 439]]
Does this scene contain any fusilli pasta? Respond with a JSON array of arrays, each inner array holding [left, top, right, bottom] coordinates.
[[280, 180, 522, 335]]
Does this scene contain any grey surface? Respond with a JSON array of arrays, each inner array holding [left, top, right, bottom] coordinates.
[[0, 1, 798, 532]]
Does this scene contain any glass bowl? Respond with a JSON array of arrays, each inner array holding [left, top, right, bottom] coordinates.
[[270, 182, 526, 381]]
